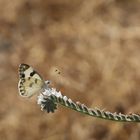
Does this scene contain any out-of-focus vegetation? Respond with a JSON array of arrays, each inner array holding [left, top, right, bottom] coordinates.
[[0, 0, 140, 140]]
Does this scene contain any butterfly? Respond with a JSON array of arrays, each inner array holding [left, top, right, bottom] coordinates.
[[18, 64, 57, 112], [18, 63, 45, 97]]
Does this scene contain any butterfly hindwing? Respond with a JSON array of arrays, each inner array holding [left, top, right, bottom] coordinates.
[[18, 64, 45, 97]]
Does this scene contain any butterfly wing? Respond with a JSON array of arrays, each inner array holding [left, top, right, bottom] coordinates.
[[18, 64, 45, 97]]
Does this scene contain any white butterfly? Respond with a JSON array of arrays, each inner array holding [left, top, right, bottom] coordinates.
[[18, 64, 57, 112], [18, 64, 45, 97]]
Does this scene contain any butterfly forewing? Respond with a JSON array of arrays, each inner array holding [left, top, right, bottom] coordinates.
[[18, 64, 45, 97]]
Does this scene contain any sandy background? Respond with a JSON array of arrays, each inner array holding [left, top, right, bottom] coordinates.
[[0, 0, 140, 140]]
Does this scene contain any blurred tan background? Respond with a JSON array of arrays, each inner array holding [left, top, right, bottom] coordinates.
[[0, 0, 140, 140]]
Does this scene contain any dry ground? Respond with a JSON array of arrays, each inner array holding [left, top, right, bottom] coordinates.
[[0, 0, 140, 140]]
